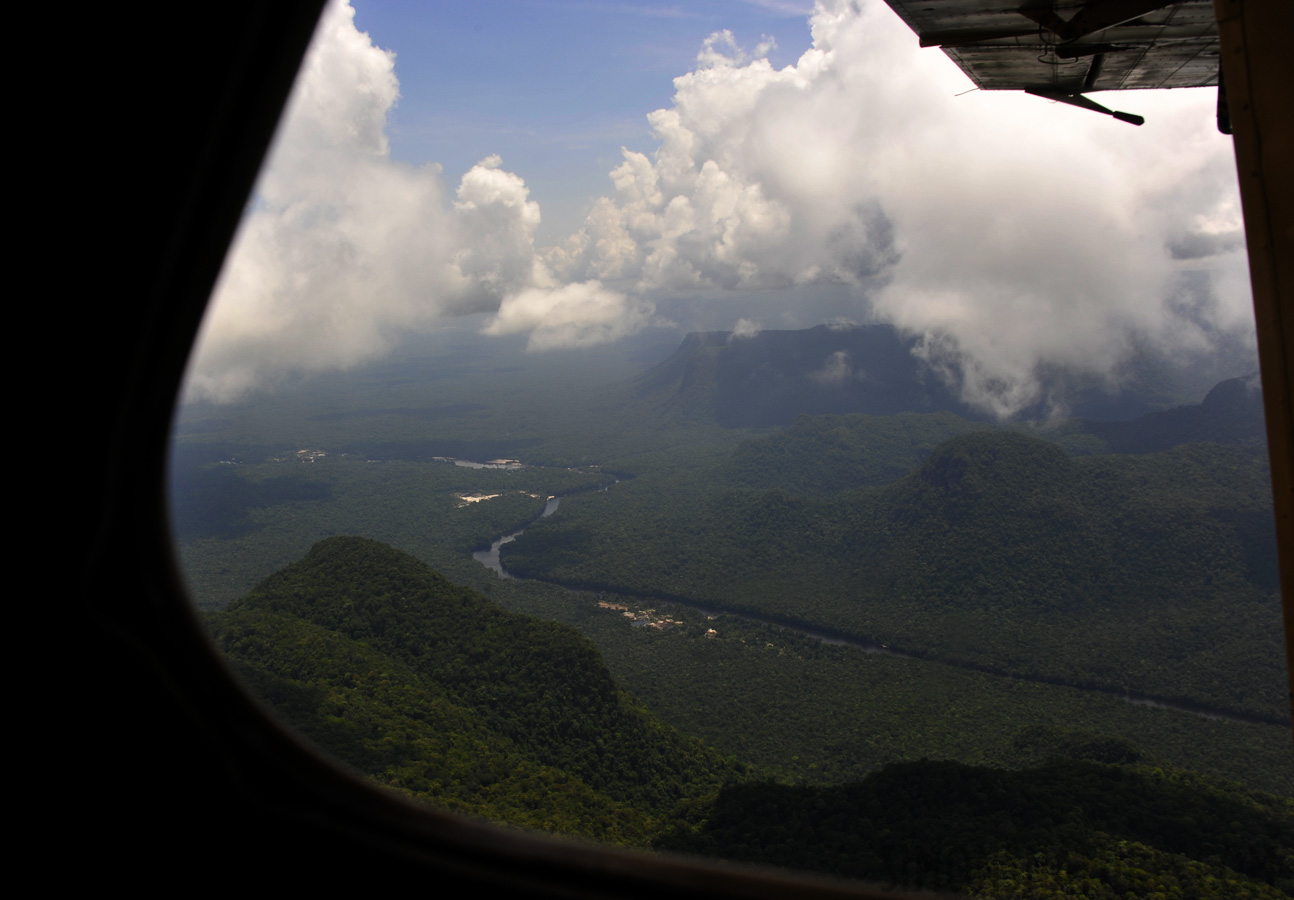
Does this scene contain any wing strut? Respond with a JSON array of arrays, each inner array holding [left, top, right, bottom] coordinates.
[[1024, 87, 1146, 124]]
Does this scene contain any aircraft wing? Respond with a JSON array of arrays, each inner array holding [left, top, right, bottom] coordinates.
[[882, 1, 1220, 122]]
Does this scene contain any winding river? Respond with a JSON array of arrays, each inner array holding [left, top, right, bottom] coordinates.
[[472, 495, 561, 578]]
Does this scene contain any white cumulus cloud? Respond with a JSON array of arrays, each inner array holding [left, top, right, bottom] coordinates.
[[548, 0, 1253, 415], [810, 350, 855, 386], [185, 0, 646, 402], [483, 281, 654, 351]]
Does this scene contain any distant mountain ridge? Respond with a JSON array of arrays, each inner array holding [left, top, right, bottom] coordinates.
[[635, 325, 972, 426], [635, 325, 1261, 428], [718, 374, 1267, 501], [1081, 372, 1266, 452]]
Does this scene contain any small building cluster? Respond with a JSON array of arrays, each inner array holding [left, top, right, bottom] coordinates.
[[455, 493, 502, 507], [434, 456, 524, 470], [597, 600, 684, 630], [454, 490, 545, 508]]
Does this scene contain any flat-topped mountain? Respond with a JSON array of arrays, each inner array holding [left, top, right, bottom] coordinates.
[[634, 325, 1260, 428], [635, 325, 972, 426], [1081, 372, 1266, 452]]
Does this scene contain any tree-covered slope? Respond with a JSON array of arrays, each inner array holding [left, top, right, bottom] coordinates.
[[503, 429, 1284, 719], [489, 578, 1294, 797], [660, 756, 1294, 897], [212, 607, 651, 840], [209, 536, 745, 841]]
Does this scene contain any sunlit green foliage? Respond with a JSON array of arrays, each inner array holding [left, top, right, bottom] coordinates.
[[210, 536, 745, 842]]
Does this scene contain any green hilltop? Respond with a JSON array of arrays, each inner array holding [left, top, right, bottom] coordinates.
[[209, 536, 746, 843]]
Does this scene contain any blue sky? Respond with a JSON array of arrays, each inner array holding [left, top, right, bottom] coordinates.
[[350, 1, 818, 240]]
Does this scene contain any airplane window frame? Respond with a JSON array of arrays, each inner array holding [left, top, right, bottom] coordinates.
[[80, 0, 1291, 894], [79, 3, 930, 896]]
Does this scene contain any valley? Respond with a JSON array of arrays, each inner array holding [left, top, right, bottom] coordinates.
[[171, 324, 1292, 894], [468, 484, 1275, 727]]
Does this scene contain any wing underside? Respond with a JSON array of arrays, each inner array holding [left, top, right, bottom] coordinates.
[[884, 0, 1219, 94]]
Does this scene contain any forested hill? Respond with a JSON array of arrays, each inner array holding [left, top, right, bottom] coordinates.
[[504, 428, 1285, 720], [207, 536, 745, 843], [662, 757, 1294, 896]]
